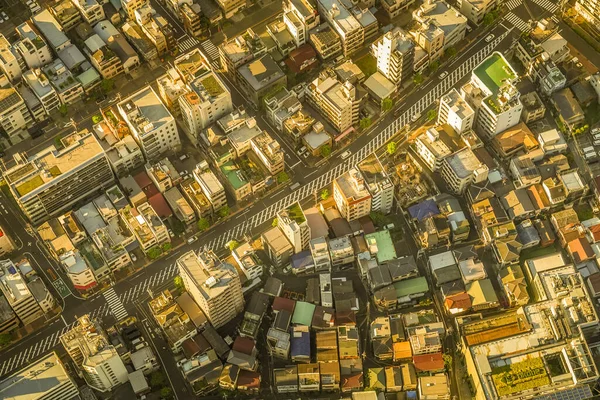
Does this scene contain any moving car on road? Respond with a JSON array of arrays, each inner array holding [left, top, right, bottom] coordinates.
[[485, 34, 495, 43], [438, 71, 448, 80], [341, 150, 352, 160]]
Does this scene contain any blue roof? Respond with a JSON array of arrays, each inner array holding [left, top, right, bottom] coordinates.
[[408, 199, 440, 221], [290, 329, 310, 357], [291, 250, 314, 270]]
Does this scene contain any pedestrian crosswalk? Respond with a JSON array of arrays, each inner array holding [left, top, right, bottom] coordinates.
[[103, 288, 128, 321], [505, 11, 531, 32], [201, 40, 221, 70], [505, 0, 522, 10], [177, 35, 200, 54], [529, 0, 558, 12]]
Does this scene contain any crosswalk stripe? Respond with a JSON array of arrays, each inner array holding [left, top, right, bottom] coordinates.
[[505, 0, 521, 10], [103, 288, 128, 321], [505, 12, 530, 31]]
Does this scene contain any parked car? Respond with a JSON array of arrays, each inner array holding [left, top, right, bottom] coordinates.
[[411, 113, 421, 122], [131, 253, 137, 262]]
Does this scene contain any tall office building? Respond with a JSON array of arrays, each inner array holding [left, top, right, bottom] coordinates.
[[278, 201, 311, 253], [118, 85, 181, 161], [0, 352, 79, 400], [60, 315, 128, 392], [316, 0, 364, 56], [5, 130, 115, 225], [356, 154, 395, 215], [333, 169, 373, 222], [177, 250, 244, 329], [306, 74, 361, 133], [373, 28, 415, 86], [0, 260, 43, 325]]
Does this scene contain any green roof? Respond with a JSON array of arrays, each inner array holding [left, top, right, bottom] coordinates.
[[368, 368, 386, 390], [365, 230, 396, 263], [393, 277, 429, 298], [200, 75, 224, 97], [292, 301, 316, 326], [286, 202, 306, 224], [474, 52, 516, 95], [220, 160, 248, 190], [15, 174, 44, 197]]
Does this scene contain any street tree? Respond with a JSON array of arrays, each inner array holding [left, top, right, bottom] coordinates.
[[228, 240, 240, 251], [360, 117, 372, 130], [174, 276, 184, 290], [426, 109, 437, 122], [387, 141, 397, 155], [320, 189, 330, 200], [413, 73, 424, 85], [217, 206, 230, 218], [321, 144, 331, 157], [382, 98, 393, 112], [197, 217, 210, 231], [272, 218, 278, 227], [277, 171, 290, 183], [92, 115, 103, 124]]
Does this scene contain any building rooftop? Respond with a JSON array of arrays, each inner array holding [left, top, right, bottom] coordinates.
[[473, 51, 517, 95], [318, 0, 361, 33], [32, 10, 70, 50], [238, 54, 286, 92], [445, 147, 485, 179], [413, 0, 467, 37], [118, 86, 173, 136]]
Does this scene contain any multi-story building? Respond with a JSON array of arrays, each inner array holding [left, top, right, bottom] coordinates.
[[22, 69, 60, 115], [411, 0, 467, 62], [179, 70, 232, 140], [50, 0, 82, 31], [457, 0, 496, 25], [0, 260, 43, 325], [278, 202, 310, 253], [14, 23, 53, 70], [177, 251, 244, 329], [5, 130, 114, 225], [27, 275, 56, 314], [61, 250, 98, 292], [57, 44, 101, 95], [309, 24, 343, 60], [215, 0, 245, 18], [146, 158, 180, 193], [357, 154, 394, 214], [466, 51, 522, 138], [60, 315, 129, 392], [382, 0, 415, 18], [138, 202, 170, 249], [283, 0, 320, 46], [372, 28, 415, 87], [441, 147, 488, 194], [42, 59, 84, 105], [0, 82, 33, 145], [250, 131, 284, 176], [306, 74, 361, 133], [193, 160, 227, 212], [237, 54, 287, 107], [310, 237, 331, 272], [220, 29, 267, 74], [93, 107, 144, 177], [118, 85, 181, 161], [317, 0, 364, 56], [333, 169, 372, 222], [165, 187, 196, 225], [138, 13, 167, 56], [180, 3, 204, 38], [0, 35, 23, 83], [262, 226, 293, 268], [0, 352, 79, 400], [31, 10, 72, 52], [438, 88, 475, 134], [0, 227, 15, 256], [93, 21, 141, 74], [121, 0, 149, 20], [415, 127, 452, 170], [576, 0, 600, 28], [71, 0, 105, 25], [329, 236, 354, 267], [84, 34, 124, 79], [180, 178, 213, 218], [91, 227, 132, 271]]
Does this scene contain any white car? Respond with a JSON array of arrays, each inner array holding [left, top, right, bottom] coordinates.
[[168, 229, 174, 238], [341, 150, 352, 160], [1, 12, 7, 20], [0, 17, 4, 23], [411, 113, 421, 122], [485, 34, 495, 43], [594, 140, 600, 147], [438, 71, 448, 80], [187, 236, 198, 244], [131, 253, 137, 262]]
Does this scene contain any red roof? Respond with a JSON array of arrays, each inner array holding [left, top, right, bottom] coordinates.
[[285, 44, 317, 73], [237, 369, 261, 389], [232, 336, 255, 355], [272, 296, 296, 313], [444, 292, 471, 311], [148, 193, 172, 219], [133, 171, 153, 190], [567, 237, 594, 264], [413, 352, 444, 372], [341, 372, 363, 389], [589, 224, 600, 242]]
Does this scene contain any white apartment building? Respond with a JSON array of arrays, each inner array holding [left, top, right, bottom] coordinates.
[[382, 0, 415, 18], [441, 147, 488, 194], [5, 130, 115, 225], [0, 260, 43, 325], [121, 202, 170, 252], [317, 0, 364, 56], [60, 250, 98, 292], [71, 0, 105, 24], [0, 34, 23, 82], [42, 59, 84, 105], [0, 352, 79, 400], [468, 52, 522, 137], [0, 83, 33, 145], [232, 242, 263, 281], [373, 28, 415, 86], [278, 202, 311, 253], [438, 88, 475, 134], [22, 69, 60, 115], [15, 23, 54, 69], [250, 131, 285, 176], [91, 227, 132, 271], [32, 10, 72, 52], [329, 236, 354, 267], [283, 0, 320, 46], [357, 153, 394, 214], [179, 71, 233, 140], [118, 85, 181, 161], [333, 168, 373, 222], [177, 251, 244, 329], [193, 160, 227, 212], [457, 0, 496, 25], [412, 0, 467, 62], [415, 127, 452, 170], [92, 116, 144, 178], [60, 315, 129, 392], [310, 237, 331, 272], [121, 0, 149, 20], [27, 276, 56, 314], [306, 75, 360, 133]]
